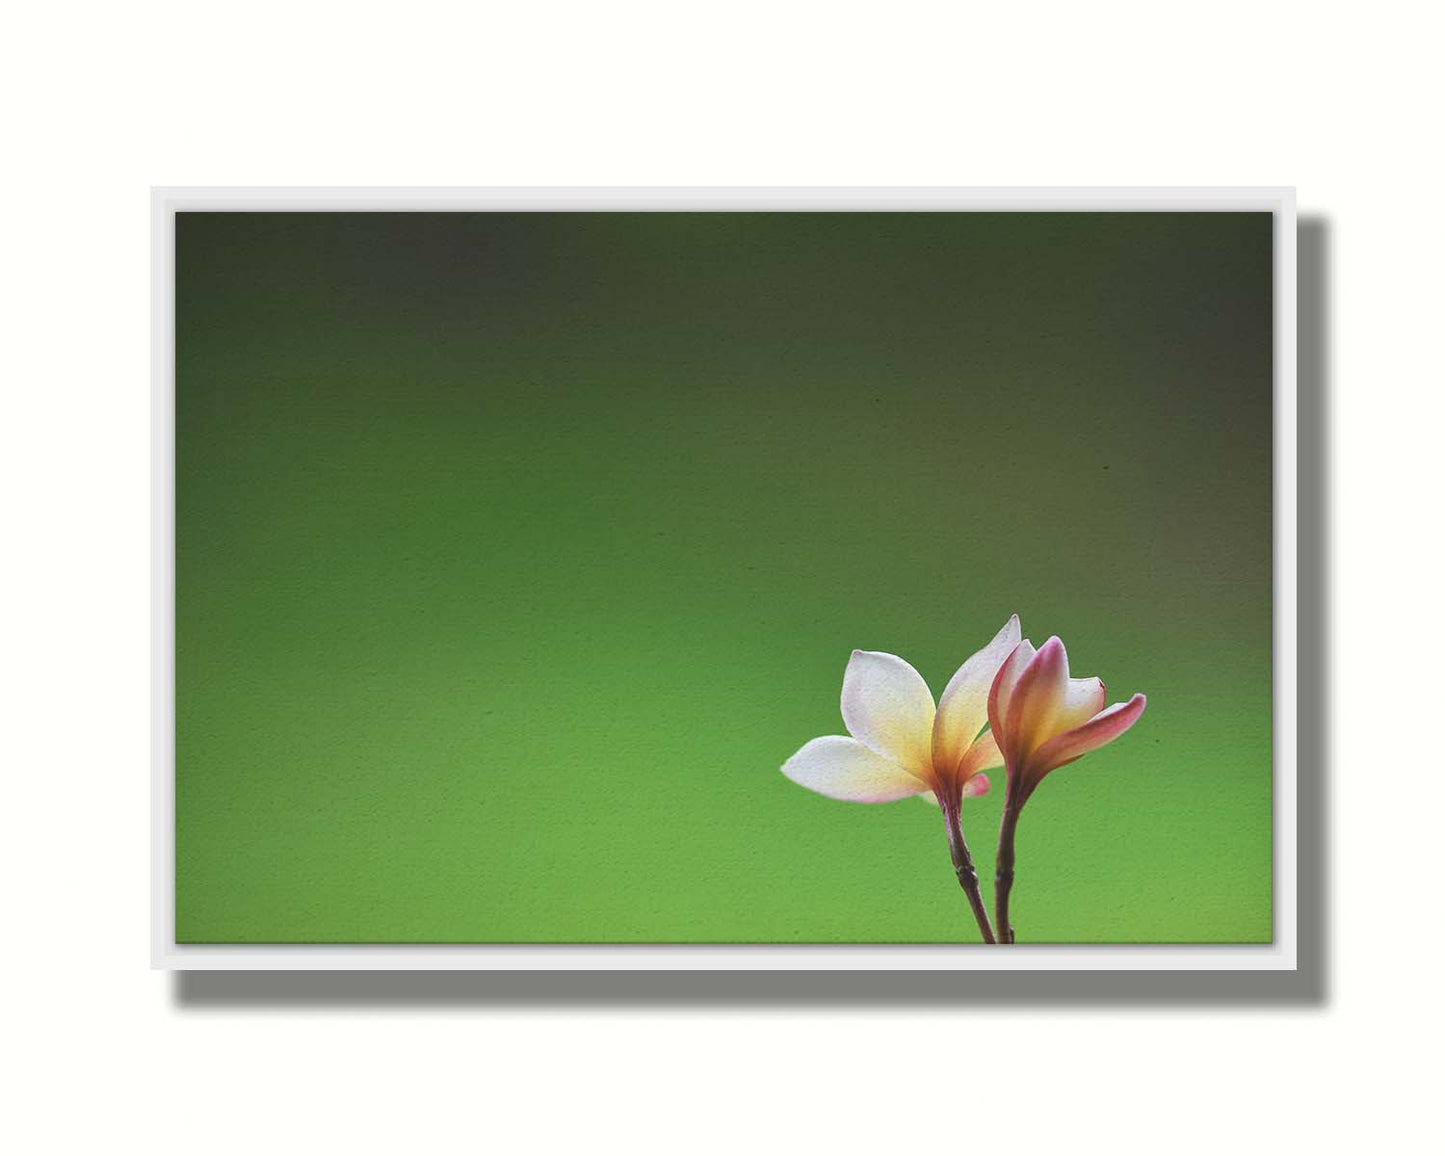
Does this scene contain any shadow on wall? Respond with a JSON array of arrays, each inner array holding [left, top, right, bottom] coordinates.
[[171, 218, 1331, 1011]]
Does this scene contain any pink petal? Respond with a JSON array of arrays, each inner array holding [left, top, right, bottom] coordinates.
[[961, 771, 992, 798], [987, 639, 1036, 764], [1029, 694, 1147, 780], [1004, 636, 1070, 766]]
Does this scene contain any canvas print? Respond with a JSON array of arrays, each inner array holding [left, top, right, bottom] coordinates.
[[174, 210, 1273, 944]]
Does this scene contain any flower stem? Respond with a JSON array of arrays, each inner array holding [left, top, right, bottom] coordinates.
[[942, 796, 996, 944], [995, 801, 1020, 944]]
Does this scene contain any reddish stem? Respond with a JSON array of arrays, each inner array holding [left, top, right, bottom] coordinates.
[[941, 793, 997, 944], [995, 797, 1021, 944]]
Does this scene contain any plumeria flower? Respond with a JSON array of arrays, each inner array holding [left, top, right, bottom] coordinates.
[[781, 615, 1021, 809], [781, 616, 1023, 943], [987, 635, 1147, 805], [987, 634, 1146, 942]]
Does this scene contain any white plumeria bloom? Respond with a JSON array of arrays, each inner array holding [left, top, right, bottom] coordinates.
[[781, 616, 1021, 807]]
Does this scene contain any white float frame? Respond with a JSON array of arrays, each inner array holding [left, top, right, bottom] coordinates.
[[152, 187, 1296, 970]]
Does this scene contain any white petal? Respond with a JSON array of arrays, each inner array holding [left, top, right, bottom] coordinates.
[[931, 615, 1021, 777], [958, 729, 1004, 777], [840, 650, 936, 776], [781, 736, 928, 803], [1056, 676, 1106, 734]]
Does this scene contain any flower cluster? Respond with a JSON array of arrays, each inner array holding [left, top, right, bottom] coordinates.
[[781, 616, 1146, 943]]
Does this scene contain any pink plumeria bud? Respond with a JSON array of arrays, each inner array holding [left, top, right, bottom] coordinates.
[[987, 635, 1146, 800]]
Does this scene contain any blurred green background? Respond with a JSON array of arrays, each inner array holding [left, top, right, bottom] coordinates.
[[175, 211, 1272, 943]]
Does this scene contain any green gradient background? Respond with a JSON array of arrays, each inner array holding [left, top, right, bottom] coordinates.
[[175, 212, 1272, 944]]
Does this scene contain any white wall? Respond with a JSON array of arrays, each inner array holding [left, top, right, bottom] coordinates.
[[4, 3, 1437, 1151]]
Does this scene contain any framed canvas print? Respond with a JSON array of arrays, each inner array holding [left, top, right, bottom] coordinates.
[[152, 187, 1296, 970]]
